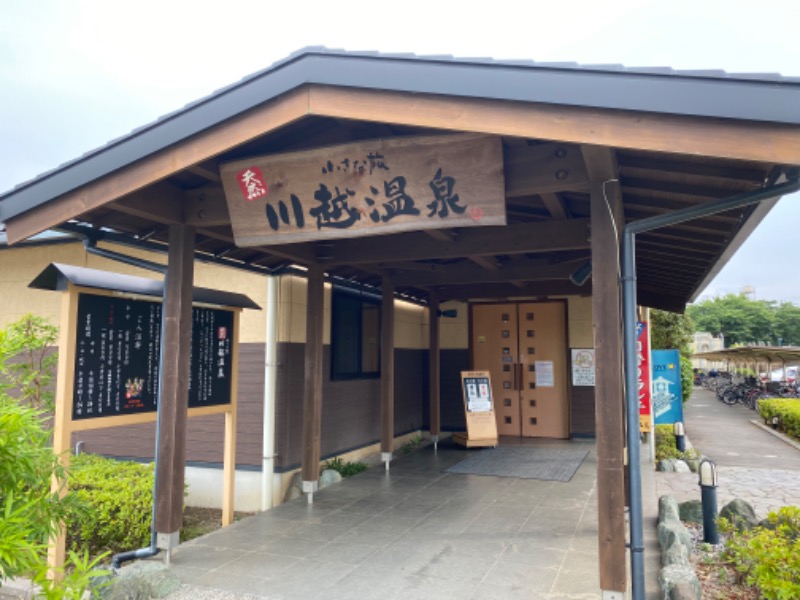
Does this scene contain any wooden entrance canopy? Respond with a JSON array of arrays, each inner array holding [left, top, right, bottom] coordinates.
[[2, 49, 799, 312], [2, 48, 799, 595]]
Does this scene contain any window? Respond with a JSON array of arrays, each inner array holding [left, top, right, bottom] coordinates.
[[331, 287, 381, 380]]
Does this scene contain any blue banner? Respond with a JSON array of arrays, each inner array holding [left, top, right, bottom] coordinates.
[[651, 349, 684, 425]]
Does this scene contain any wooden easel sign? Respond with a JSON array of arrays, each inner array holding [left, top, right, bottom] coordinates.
[[453, 370, 498, 448]]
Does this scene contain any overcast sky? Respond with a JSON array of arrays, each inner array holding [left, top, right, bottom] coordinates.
[[1, 0, 799, 303]]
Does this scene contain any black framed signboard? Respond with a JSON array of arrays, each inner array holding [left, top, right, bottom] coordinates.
[[72, 293, 234, 420]]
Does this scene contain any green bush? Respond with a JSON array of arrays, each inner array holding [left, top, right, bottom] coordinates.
[[321, 457, 368, 478], [721, 506, 800, 599], [654, 424, 683, 461], [758, 398, 800, 439], [66, 454, 153, 556], [0, 396, 72, 581]]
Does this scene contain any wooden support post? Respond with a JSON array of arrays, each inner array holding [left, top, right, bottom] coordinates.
[[155, 224, 195, 549], [221, 309, 241, 526], [47, 284, 79, 578], [381, 276, 395, 469], [583, 145, 628, 594], [428, 295, 441, 448], [301, 264, 324, 499]]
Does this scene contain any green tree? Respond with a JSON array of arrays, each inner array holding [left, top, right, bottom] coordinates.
[[687, 294, 782, 345], [649, 309, 694, 402]]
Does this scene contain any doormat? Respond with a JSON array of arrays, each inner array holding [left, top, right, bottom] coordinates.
[[444, 446, 589, 482]]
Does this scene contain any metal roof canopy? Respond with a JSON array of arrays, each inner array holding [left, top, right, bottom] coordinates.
[[29, 263, 262, 310], [693, 346, 800, 365]]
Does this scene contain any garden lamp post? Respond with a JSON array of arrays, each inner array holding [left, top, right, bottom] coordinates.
[[699, 458, 719, 544]]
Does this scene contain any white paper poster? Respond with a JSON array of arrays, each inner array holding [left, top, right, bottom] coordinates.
[[535, 361, 555, 387], [571, 348, 596, 386]]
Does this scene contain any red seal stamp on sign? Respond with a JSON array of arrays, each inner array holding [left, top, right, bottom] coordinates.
[[470, 207, 484, 221], [237, 167, 268, 201]]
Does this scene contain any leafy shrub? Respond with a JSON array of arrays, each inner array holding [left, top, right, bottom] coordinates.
[[0, 314, 59, 411], [321, 457, 368, 478], [66, 454, 153, 556], [0, 396, 72, 581], [720, 506, 800, 599], [758, 399, 800, 439], [654, 424, 683, 460]]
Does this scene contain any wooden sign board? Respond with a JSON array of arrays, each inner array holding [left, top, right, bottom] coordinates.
[[72, 292, 234, 423], [453, 370, 499, 448], [220, 134, 506, 246]]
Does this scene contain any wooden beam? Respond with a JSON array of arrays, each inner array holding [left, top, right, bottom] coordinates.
[[540, 193, 569, 220], [504, 143, 589, 197], [428, 295, 440, 438], [381, 276, 395, 460], [637, 288, 688, 313], [184, 188, 231, 227], [5, 87, 310, 244], [617, 152, 769, 183], [469, 256, 500, 270], [107, 183, 186, 224], [583, 144, 627, 594], [323, 219, 590, 266], [424, 229, 456, 242], [186, 164, 221, 184], [392, 258, 573, 287], [308, 85, 800, 165], [435, 280, 589, 302], [155, 224, 195, 540], [301, 264, 324, 488]]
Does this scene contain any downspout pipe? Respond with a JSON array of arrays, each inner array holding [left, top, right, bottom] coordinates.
[[622, 177, 800, 600], [262, 275, 279, 511]]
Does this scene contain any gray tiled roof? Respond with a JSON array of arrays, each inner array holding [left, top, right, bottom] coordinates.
[[2, 46, 799, 223]]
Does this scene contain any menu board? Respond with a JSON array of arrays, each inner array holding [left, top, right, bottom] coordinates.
[[72, 293, 233, 420]]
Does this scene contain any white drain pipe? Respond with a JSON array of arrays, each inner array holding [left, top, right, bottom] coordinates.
[[262, 275, 279, 510]]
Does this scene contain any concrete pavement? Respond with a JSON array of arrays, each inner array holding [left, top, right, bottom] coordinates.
[[654, 388, 800, 518]]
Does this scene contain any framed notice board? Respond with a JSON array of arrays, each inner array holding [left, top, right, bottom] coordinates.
[[72, 292, 234, 421], [453, 370, 498, 448]]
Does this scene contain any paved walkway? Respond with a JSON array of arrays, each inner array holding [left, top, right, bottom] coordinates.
[[654, 388, 800, 517], [167, 438, 606, 600]]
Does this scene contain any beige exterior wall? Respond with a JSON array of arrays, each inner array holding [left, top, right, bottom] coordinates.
[[439, 300, 469, 349], [565, 295, 594, 348], [0, 241, 268, 342], [277, 274, 428, 350]]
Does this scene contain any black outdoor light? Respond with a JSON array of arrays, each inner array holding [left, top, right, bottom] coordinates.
[[673, 421, 686, 453], [437, 308, 458, 318], [699, 458, 719, 544]]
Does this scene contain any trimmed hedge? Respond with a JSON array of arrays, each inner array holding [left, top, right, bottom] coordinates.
[[66, 454, 153, 556], [758, 398, 800, 440]]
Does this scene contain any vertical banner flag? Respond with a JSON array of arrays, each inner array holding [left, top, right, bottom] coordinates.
[[652, 349, 684, 425], [637, 321, 652, 432]]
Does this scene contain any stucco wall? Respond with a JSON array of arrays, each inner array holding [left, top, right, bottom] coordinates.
[[0, 240, 268, 342]]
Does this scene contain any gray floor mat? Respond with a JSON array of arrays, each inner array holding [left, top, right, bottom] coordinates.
[[445, 446, 589, 482]]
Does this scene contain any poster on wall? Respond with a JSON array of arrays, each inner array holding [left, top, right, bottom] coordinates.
[[571, 349, 595, 386], [637, 322, 652, 432], [535, 361, 555, 387], [651, 349, 684, 425], [463, 374, 494, 413], [72, 293, 234, 421]]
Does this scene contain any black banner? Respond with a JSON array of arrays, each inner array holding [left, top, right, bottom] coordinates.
[[72, 293, 233, 420]]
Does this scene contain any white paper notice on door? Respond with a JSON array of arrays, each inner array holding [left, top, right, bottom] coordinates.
[[535, 361, 555, 387]]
